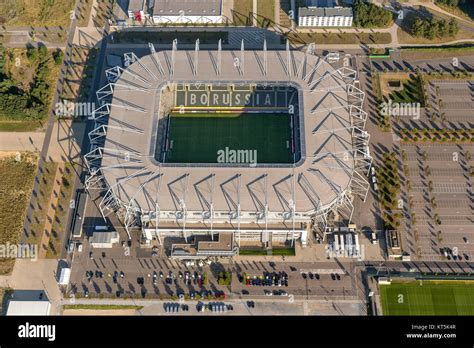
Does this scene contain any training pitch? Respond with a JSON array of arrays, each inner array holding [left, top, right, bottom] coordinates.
[[380, 280, 474, 315], [164, 113, 294, 164]]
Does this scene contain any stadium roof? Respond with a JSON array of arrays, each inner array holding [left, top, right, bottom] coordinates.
[[92, 47, 364, 223]]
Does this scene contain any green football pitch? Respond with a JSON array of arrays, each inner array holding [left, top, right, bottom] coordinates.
[[380, 280, 474, 315], [164, 113, 294, 164]]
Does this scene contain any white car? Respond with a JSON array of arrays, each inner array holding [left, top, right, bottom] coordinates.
[[77, 243, 83, 252]]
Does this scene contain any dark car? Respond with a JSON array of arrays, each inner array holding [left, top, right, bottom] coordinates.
[[308, 272, 314, 279], [315, 273, 320, 280], [336, 273, 341, 280], [137, 277, 144, 285], [331, 273, 336, 280], [242, 290, 249, 295], [301, 272, 307, 279]]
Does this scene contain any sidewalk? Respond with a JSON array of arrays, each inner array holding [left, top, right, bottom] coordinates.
[[0, 132, 44, 152]]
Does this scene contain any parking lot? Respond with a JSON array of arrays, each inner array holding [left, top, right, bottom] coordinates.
[[427, 80, 474, 123], [68, 235, 362, 302], [400, 144, 474, 261]]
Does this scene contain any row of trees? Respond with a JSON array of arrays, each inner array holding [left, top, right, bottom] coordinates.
[[378, 152, 402, 231], [353, 0, 394, 28], [217, 271, 232, 286], [0, 45, 58, 120], [410, 17, 459, 40]]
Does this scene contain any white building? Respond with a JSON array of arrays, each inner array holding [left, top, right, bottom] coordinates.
[[6, 290, 51, 316], [298, 7, 353, 27], [151, 0, 223, 24], [90, 231, 119, 248]]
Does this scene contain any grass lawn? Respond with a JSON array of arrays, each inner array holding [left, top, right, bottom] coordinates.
[[93, 0, 111, 28], [398, 7, 474, 44], [380, 280, 474, 315], [239, 249, 268, 256], [0, 120, 44, 132], [232, 0, 254, 26], [238, 247, 295, 256], [26, 161, 58, 247], [165, 113, 293, 164], [401, 44, 474, 60], [76, 0, 94, 27], [383, 73, 425, 106], [0, 153, 37, 274], [0, 0, 76, 27], [435, 1, 474, 21], [0, 47, 61, 129], [46, 162, 77, 258], [271, 247, 295, 256], [286, 32, 391, 45]]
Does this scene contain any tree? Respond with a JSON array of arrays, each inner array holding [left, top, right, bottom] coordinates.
[[53, 49, 64, 65], [448, 18, 459, 36], [353, 0, 394, 28]]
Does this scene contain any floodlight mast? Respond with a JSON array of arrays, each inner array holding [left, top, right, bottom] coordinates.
[[263, 38, 267, 76], [210, 174, 215, 241], [240, 40, 245, 76], [171, 39, 177, 76], [217, 39, 222, 75], [237, 175, 242, 247], [194, 39, 199, 76]]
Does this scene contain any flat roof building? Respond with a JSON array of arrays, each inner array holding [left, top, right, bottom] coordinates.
[[151, 0, 223, 24], [6, 290, 51, 316], [90, 231, 119, 248], [298, 6, 353, 27]]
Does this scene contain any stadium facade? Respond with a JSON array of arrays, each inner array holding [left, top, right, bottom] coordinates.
[[84, 40, 370, 258]]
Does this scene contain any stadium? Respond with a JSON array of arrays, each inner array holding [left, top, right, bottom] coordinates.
[[84, 40, 370, 258]]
